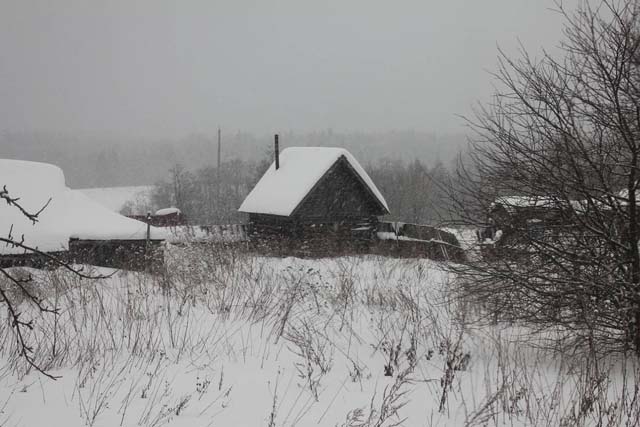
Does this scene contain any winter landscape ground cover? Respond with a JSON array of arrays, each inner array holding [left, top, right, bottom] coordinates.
[[0, 246, 638, 426]]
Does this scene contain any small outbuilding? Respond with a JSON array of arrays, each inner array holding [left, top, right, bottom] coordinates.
[[239, 145, 389, 245]]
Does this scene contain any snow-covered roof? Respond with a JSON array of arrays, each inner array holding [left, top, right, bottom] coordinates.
[[0, 159, 164, 254], [238, 147, 389, 216], [77, 185, 153, 213], [155, 207, 181, 216], [494, 196, 556, 210], [494, 195, 590, 214]]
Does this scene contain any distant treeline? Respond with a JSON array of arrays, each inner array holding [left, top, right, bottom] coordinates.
[[0, 130, 467, 189], [142, 156, 455, 226]]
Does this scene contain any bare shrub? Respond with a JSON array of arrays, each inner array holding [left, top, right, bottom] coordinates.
[[450, 0, 640, 355]]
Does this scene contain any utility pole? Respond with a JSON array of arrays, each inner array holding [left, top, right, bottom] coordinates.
[[215, 127, 221, 224], [217, 127, 221, 170]]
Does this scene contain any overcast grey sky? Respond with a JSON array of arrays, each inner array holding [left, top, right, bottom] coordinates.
[[0, 1, 577, 139]]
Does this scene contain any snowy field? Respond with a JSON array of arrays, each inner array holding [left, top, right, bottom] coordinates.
[[0, 249, 638, 426]]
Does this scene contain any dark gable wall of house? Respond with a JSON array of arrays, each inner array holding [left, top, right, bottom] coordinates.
[[292, 157, 384, 223]]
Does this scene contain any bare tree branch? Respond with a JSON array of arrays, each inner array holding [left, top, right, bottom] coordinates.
[[0, 185, 51, 225], [449, 0, 640, 355], [0, 185, 110, 379]]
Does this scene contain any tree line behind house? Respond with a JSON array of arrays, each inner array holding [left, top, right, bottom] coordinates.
[[0, 130, 466, 189], [125, 156, 456, 227]]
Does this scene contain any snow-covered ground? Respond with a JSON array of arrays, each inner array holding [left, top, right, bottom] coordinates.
[[0, 252, 637, 426]]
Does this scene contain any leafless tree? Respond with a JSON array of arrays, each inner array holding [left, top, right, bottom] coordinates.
[[1, 185, 103, 378], [451, 0, 640, 354]]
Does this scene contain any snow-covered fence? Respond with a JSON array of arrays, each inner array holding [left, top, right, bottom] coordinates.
[[164, 224, 248, 244], [0, 238, 166, 271], [68, 238, 165, 271], [0, 250, 69, 269], [375, 221, 465, 262]]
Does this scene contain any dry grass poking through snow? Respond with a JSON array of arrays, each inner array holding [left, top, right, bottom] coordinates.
[[0, 245, 639, 426]]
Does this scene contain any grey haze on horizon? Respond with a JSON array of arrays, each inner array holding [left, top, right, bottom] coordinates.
[[0, 0, 576, 139]]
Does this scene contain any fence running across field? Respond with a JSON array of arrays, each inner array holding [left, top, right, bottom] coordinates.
[[0, 221, 465, 270]]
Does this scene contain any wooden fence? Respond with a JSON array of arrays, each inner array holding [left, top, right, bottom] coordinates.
[[0, 222, 465, 270]]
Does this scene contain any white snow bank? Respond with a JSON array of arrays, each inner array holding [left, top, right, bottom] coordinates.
[[0, 159, 164, 254], [238, 147, 389, 216]]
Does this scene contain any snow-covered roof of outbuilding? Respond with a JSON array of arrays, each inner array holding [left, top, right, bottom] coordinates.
[[493, 196, 556, 210], [238, 147, 389, 217], [0, 159, 164, 254], [155, 207, 181, 216], [494, 195, 590, 214]]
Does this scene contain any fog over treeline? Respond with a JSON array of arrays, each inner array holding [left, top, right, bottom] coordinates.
[[0, 130, 467, 188], [0, 0, 577, 225]]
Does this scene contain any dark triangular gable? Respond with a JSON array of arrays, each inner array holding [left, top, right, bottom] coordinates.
[[290, 155, 388, 222]]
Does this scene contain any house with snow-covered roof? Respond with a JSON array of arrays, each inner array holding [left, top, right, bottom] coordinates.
[[0, 159, 165, 269], [239, 143, 389, 241]]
